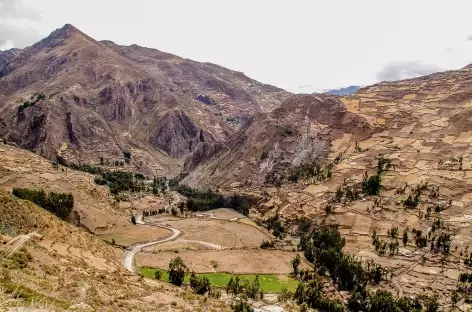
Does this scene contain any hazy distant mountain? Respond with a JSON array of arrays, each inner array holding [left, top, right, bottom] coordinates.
[[327, 86, 360, 96]]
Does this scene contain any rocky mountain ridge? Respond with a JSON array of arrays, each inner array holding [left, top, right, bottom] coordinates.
[[0, 24, 289, 177]]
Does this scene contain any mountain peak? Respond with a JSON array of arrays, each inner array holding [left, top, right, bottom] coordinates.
[[31, 24, 94, 50], [48, 24, 84, 40]]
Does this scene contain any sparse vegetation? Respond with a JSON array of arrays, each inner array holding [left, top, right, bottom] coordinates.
[[17, 93, 45, 113]]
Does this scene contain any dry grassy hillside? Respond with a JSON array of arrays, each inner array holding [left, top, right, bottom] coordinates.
[[0, 189, 230, 311], [0, 141, 127, 233]]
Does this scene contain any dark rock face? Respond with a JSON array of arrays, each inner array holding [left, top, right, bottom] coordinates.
[[183, 141, 225, 172], [196, 94, 214, 105], [150, 111, 214, 158]]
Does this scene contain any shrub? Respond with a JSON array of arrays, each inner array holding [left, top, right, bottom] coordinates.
[[231, 299, 253, 312], [260, 240, 275, 249]]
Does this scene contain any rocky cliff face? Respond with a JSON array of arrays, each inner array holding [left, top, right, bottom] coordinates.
[[182, 94, 377, 187], [0, 24, 290, 176]]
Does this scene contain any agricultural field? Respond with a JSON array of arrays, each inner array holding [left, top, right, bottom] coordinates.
[[137, 249, 308, 274], [145, 218, 268, 248], [100, 225, 172, 246], [139, 268, 300, 293]]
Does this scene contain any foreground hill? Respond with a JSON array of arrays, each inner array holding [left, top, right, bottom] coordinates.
[[0, 24, 289, 176], [0, 188, 230, 311]]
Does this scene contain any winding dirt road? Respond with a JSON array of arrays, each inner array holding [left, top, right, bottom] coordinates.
[[123, 224, 181, 272]]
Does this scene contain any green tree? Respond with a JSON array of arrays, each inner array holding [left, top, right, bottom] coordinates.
[[278, 286, 292, 303], [189, 272, 211, 295], [292, 254, 301, 276], [369, 290, 399, 312], [168, 257, 188, 286], [231, 299, 253, 312], [154, 270, 162, 280], [402, 229, 408, 246]]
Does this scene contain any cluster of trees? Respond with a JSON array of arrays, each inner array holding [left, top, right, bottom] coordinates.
[[17, 93, 45, 113], [294, 222, 442, 312], [231, 299, 254, 312], [438, 156, 464, 171], [404, 183, 428, 208], [56, 157, 173, 196], [168, 257, 187, 287], [167, 257, 219, 297], [293, 278, 345, 312], [348, 290, 439, 312], [334, 181, 361, 203], [57, 158, 160, 195], [96, 170, 146, 194], [264, 213, 285, 238], [99, 157, 125, 167], [12, 188, 74, 220], [459, 272, 472, 283], [287, 161, 334, 184], [226, 275, 263, 300], [152, 177, 168, 195], [173, 185, 253, 216], [430, 232, 451, 253], [299, 222, 385, 291], [408, 228, 452, 253], [327, 155, 392, 207], [260, 240, 275, 249], [464, 251, 472, 266], [142, 209, 165, 217], [372, 230, 400, 256], [265, 154, 343, 186], [362, 155, 392, 196]]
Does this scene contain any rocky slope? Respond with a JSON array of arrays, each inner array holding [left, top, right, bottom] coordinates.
[[182, 93, 377, 187], [0, 24, 289, 176]]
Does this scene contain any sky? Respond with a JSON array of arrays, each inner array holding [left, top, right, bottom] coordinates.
[[1, 0, 472, 93]]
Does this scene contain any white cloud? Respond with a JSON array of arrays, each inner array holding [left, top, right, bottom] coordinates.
[[0, 0, 41, 49], [6, 0, 472, 90], [467, 35, 472, 41], [377, 61, 443, 82]]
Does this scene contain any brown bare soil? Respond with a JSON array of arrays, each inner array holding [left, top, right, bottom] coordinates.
[[137, 249, 309, 274], [100, 225, 172, 246], [159, 218, 268, 248]]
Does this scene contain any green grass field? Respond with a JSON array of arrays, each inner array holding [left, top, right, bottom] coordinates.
[[139, 267, 299, 293]]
